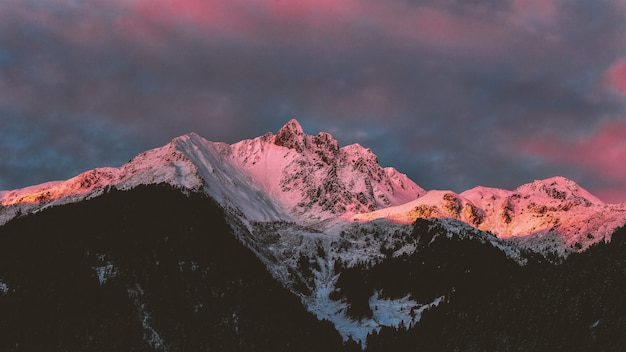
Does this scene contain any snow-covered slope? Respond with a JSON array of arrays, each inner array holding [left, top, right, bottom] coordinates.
[[2, 120, 624, 253], [0, 120, 424, 225], [349, 190, 485, 228], [0, 133, 287, 224], [351, 176, 626, 255]]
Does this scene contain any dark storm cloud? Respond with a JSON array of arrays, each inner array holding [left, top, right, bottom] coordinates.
[[1, 0, 626, 202], [0, 114, 139, 190]]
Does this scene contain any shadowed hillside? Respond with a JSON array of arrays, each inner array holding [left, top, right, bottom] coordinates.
[[0, 185, 347, 352]]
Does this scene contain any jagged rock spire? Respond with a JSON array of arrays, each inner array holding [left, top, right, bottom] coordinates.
[[273, 119, 341, 164], [274, 119, 306, 152]]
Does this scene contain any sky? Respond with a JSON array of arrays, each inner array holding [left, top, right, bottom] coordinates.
[[1, 0, 626, 203]]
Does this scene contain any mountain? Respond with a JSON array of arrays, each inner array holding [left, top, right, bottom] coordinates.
[[229, 119, 424, 219], [351, 176, 626, 256], [0, 119, 625, 349], [2, 119, 623, 254], [1, 119, 423, 224], [0, 185, 349, 352], [364, 225, 626, 352]]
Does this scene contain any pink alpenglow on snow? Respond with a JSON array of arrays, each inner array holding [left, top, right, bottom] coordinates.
[[351, 176, 626, 254], [0, 120, 424, 224], [1, 120, 625, 255]]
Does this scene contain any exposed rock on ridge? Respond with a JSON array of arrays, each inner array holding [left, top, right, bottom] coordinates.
[[234, 119, 425, 219]]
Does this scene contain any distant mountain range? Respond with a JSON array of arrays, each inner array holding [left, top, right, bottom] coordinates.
[[1, 120, 624, 351]]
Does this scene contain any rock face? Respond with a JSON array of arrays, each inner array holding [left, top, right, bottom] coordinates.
[[352, 177, 626, 256], [274, 119, 308, 152], [229, 119, 426, 220]]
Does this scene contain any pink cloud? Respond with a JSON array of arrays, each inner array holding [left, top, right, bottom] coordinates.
[[590, 187, 626, 206], [116, 0, 249, 47], [2, 0, 528, 61], [8, 1, 116, 39], [605, 59, 626, 94], [123, 0, 362, 36], [512, 0, 558, 20], [127, 0, 252, 32], [505, 0, 566, 44], [107, 0, 374, 57], [117, 0, 512, 56], [383, 6, 504, 50], [522, 119, 626, 203], [264, 0, 363, 21]]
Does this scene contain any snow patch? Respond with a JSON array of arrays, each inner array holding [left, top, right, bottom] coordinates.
[[0, 280, 9, 295], [370, 292, 443, 331], [94, 263, 117, 286], [303, 251, 441, 347], [128, 285, 167, 351]]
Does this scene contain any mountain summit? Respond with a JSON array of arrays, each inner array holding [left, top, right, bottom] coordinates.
[[0, 119, 624, 249], [352, 175, 625, 254], [229, 119, 425, 218], [273, 119, 309, 152], [0, 120, 424, 223]]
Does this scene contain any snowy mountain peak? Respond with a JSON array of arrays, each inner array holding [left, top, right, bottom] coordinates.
[[1, 120, 425, 224], [353, 176, 626, 256], [229, 120, 425, 220], [172, 131, 201, 142], [514, 176, 604, 207], [274, 119, 307, 152], [2, 122, 624, 257], [272, 119, 342, 165]]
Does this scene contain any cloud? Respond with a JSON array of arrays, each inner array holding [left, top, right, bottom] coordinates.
[[0, 0, 625, 203], [0, 115, 141, 190], [605, 59, 626, 94], [521, 118, 626, 203], [118, 0, 525, 60], [510, 0, 559, 25]]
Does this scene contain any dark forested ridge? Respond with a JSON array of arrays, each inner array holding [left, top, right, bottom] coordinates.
[[333, 219, 525, 321], [0, 185, 623, 351], [0, 185, 345, 352], [364, 222, 626, 351]]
